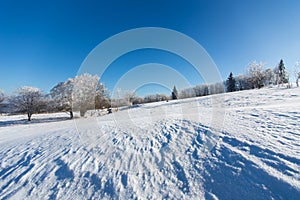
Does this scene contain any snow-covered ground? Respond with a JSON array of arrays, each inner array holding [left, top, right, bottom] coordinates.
[[0, 87, 299, 199]]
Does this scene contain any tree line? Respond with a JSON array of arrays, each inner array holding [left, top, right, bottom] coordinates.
[[177, 59, 296, 99], [0, 59, 299, 121], [0, 74, 110, 121]]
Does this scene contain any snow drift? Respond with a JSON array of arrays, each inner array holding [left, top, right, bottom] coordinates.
[[0, 87, 300, 199]]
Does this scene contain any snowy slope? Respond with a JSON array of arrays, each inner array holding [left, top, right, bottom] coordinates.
[[0, 87, 300, 199]]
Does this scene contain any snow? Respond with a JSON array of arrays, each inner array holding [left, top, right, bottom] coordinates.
[[0, 87, 300, 199]]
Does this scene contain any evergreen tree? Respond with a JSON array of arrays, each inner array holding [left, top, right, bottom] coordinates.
[[278, 59, 288, 84], [226, 72, 236, 92], [172, 86, 178, 100]]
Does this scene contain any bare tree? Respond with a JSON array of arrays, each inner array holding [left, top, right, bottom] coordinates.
[[9, 86, 43, 121]]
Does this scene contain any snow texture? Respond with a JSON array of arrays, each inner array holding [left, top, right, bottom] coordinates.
[[0, 87, 300, 199]]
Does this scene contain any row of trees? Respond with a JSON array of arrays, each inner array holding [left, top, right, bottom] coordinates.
[[0, 59, 299, 121], [174, 59, 295, 100], [111, 90, 170, 106], [0, 74, 110, 121], [226, 59, 289, 93]]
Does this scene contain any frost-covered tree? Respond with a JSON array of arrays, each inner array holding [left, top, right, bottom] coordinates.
[[144, 94, 157, 103], [0, 90, 5, 114], [263, 68, 273, 86], [180, 88, 196, 99], [247, 61, 265, 89], [131, 97, 143, 105], [235, 75, 253, 91], [226, 72, 236, 92], [155, 94, 169, 101], [50, 79, 74, 118], [9, 86, 43, 121], [273, 66, 280, 85], [193, 85, 209, 97], [193, 85, 202, 97], [293, 62, 300, 87], [123, 90, 137, 106], [214, 82, 225, 94], [0, 90, 4, 104], [72, 73, 99, 117], [172, 86, 178, 100], [95, 83, 110, 109], [209, 84, 218, 95]]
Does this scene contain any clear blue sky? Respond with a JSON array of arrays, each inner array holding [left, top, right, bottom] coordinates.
[[1, 0, 300, 96]]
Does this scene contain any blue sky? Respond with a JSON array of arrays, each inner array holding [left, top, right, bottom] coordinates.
[[0, 0, 300, 96]]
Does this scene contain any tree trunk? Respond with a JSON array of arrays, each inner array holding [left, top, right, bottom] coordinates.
[[80, 108, 86, 117], [27, 112, 32, 121], [70, 111, 73, 119]]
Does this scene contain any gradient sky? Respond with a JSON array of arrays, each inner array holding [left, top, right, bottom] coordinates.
[[0, 0, 300, 96]]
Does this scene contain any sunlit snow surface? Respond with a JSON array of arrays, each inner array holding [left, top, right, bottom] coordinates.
[[1, 87, 300, 199]]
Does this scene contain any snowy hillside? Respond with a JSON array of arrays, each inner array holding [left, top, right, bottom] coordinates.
[[0, 87, 300, 199]]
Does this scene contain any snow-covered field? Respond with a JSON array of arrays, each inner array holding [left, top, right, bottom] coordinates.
[[0, 87, 300, 199]]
